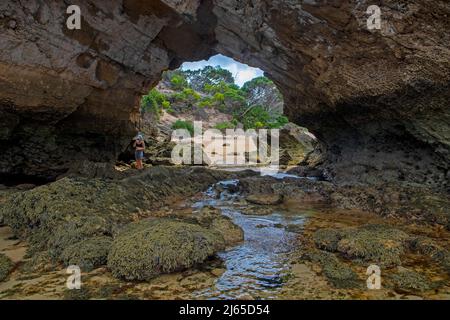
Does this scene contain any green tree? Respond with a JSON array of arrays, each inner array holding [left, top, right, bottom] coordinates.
[[141, 88, 169, 119], [242, 76, 284, 115], [184, 66, 234, 92]]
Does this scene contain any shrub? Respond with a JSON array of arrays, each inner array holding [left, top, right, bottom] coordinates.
[[172, 120, 194, 136], [240, 106, 289, 129], [140, 88, 169, 118], [214, 121, 236, 130], [169, 73, 188, 90], [162, 100, 171, 109]]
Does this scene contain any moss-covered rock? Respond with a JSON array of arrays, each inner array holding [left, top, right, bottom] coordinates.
[[63, 287, 92, 300], [0, 253, 14, 282], [390, 269, 435, 293], [61, 236, 112, 272], [409, 236, 450, 274], [107, 218, 226, 281], [336, 224, 409, 267], [46, 216, 113, 260], [313, 228, 342, 251], [196, 206, 244, 246], [0, 167, 229, 265], [305, 250, 360, 289]]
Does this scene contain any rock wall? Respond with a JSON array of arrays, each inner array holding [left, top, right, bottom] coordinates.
[[0, 0, 449, 188]]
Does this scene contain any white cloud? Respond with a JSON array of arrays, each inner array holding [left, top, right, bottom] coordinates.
[[181, 54, 264, 87]]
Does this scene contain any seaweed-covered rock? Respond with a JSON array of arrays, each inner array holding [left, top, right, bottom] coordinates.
[[313, 228, 342, 252], [390, 268, 435, 293], [61, 236, 112, 272], [305, 250, 360, 289], [409, 236, 450, 274], [336, 224, 409, 267], [196, 206, 244, 246], [0, 167, 229, 263], [63, 287, 92, 300], [107, 219, 226, 281], [0, 253, 14, 282], [46, 216, 113, 260]]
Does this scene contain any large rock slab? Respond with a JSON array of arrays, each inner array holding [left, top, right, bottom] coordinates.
[[107, 218, 225, 280]]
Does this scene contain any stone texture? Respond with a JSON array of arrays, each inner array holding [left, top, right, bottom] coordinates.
[[107, 218, 225, 281], [0, 166, 231, 261], [0, 0, 448, 191]]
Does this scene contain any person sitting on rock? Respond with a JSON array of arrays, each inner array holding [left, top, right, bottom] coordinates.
[[133, 135, 145, 170]]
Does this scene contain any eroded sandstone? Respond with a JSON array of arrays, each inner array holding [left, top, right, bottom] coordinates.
[[0, 0, 448, 192]]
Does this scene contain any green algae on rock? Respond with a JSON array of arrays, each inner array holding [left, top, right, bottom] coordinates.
[[0, 167, 229, 268], [409, 236, 450, 274], [389, 268, 436, 293], [107, 219, 226, 281], [0, 253, 14, 282], [61, 236, 112, 272], [312, 224, 410, 267], [305, 250, 361, 289], [313, 228, 342, 252], [335, 224, 410, 267], [195, 206, 244, 246]]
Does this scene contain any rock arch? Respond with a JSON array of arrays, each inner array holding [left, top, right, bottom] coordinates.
[[0, 0, 448, 189]]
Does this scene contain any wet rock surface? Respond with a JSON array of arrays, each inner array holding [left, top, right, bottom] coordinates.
[[194, 206, 244, 247], [0, 172, 449, 300], [237, 174, 450, 229], [0, 166, 233, 268]]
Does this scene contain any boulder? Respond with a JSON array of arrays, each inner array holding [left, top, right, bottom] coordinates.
[[335, 224, 410, 267], [196, 206, 244, 246], [61, 236, 112, 272], [107, 219, 226, 281], [0, 166, 230, 264], [390, 268, 436, 293], [313, 228, 342, 252], [305, 250, 360, 289]]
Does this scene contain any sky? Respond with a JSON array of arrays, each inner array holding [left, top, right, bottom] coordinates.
[[181, 54, 264, 87]]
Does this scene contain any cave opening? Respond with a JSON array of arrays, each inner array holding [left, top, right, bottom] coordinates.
[[122, 54, 315, 169]]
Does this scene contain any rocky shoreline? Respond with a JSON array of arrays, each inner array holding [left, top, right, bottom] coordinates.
[[0, 165, 449, 299]]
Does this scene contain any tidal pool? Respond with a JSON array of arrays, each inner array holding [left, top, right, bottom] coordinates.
[[192, 179, 310, 299]]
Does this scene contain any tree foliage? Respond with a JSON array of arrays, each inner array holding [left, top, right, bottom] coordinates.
[[184, 66, 234, 92], [142, 65, 287, 129]]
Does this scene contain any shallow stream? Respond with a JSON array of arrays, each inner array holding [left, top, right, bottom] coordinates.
[[191, 177, 312, 299]]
